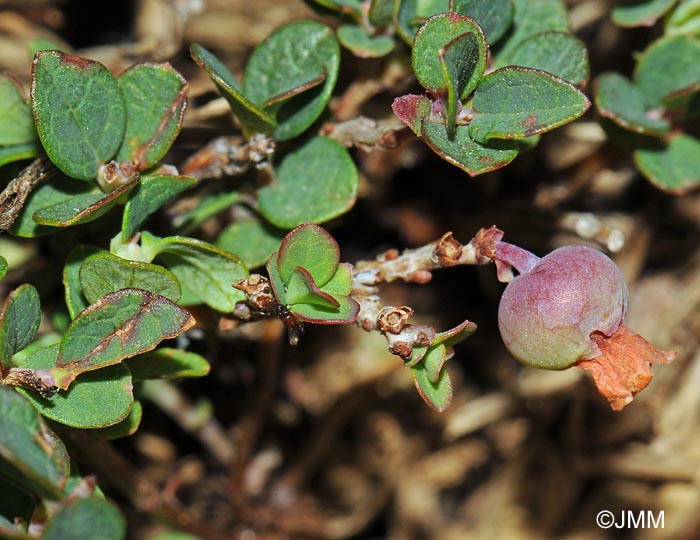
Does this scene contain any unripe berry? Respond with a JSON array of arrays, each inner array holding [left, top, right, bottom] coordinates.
[[498, 246, 628, 370], [471, 225, 676, 410]]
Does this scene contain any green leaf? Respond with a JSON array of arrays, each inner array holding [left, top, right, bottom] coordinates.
[[63, 245, 101, 319], [505, 31, 589, 87], [0, 143, 38, 168], [276, 223, 340, 285], [594, 72, 670, 135], [42, 497, 126, 540], [468, 67, 590, 144], [189, 44, 277, 137], [612, 0, 677, 27], [423, 342, 448, 383], [422, 121, 519, 176], [634, 35, 700, 104], [432, 318, 477, 347], [319, 262, 353, 296], [22, 368, 126, 429], [79, 252, 181, 304], [394, 0, 419, 44], [0, 74, 36, 146], [92, 400, 142, 439], [122, 174, 196, 239], [216, 219, 285, 269], [116, 63, 188, 169], [258, 137, 358, 229], [286, 267, 339, 307], [0, 256, 6, 281], [634, 134, 700, 193], [50, 289, 195, 390], [0, 386, 70, 499], [243, 20, 341, 141], [32, 179, 136, 228], [452, 0, 514, 44], [125, 348, 210, 381], [411, 359, 452, 412], [666, 0, 700, 37], [392, 94, 433, 136], [150, 235, 249, 312], [175, 191, 245, 234], [0, 284, 41, 369], [266, 254, 287, 305], [412, 14, 487, 97], [290, 294, 360, 324], [310, 0, 363, 15], [440, 31, 480, 138], [31, 51, 126, 180], [337, 25, 395, 58], [370, 0, 395, 26], [494, 0, 569, 65]]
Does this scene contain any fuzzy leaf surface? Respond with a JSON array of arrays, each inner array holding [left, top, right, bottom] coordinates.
[[149, 235, 248, 312], [412, 13, 487, 98], [337, 25, 395, 58], [422, 121, 519, 176], [276, 223, 340, 285], [42, 497, 126, 540], [494, 0, 569, 65], [612, 0, 677, 27], [506, 31, 589, 87], [18, 344, 134, 428], [635, 134, 700, 193], [122, 174, 196, 239], [258, 137, 358, 228], [452, 0, 514, 44], [243, 20, 340, 141], [51, 288, 194, 389], [216, 219, 285, 269], [595, 72, 670, 135], [0, 284, 41, 368], [79, 252, 181, 304], [125, 348, 210, 381], [190, 44, 276, 137], [0, 74, 36, 146], [0, 386, 70, 499], [116, 63, 188, 169], [469, 67, 590, 143], [31, 51, 126, 180], [634, 35, 700, 104]]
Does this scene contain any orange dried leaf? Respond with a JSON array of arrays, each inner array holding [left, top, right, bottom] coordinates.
[[577, 325, 676, 411]]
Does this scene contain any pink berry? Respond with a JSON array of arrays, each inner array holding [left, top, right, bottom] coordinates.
[[497, 245, 629, 370]]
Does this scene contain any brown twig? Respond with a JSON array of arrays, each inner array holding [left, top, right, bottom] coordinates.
[[0, 157, 56, 232], [180, 134, 275, 181], [320, 116, 411, 151], [351, 228, 499, 358]]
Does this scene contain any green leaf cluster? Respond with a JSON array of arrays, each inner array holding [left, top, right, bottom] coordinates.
[[595, 13, 700, 192], [0, 277, 206, 539], [190, 19, 340, 142], [0, 74, 39, 168], [391, 1, 590, 176], [266, 223, 360, 325], [405, 320, 476, 411]]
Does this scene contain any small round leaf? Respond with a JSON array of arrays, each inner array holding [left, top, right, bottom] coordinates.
[[634, 134, 700, 194], [412, 13, 487, 98], [18, 344, 134, 429], [243, 20, 341, 141], [31, 51, 126, 180], [258, 137, 358, 229], [276, 223, 340, 285]]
